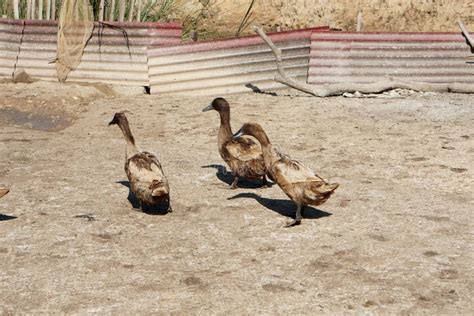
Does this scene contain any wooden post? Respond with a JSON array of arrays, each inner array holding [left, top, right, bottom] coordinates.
[[118, 0, 125, 22], [109, 0, 115, 21], [46, 0, 51, 19], [356, 11, 362, 32], [99, 0, 105, 21], [38, 0, 43, 19], [26, 0, 31, 19], [13, 0, 20, 19], [128, 0, 135, 22], [51, 0, 56, 19]]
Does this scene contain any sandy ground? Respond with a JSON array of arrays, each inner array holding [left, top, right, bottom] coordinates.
[[0, 81, 473, 314]]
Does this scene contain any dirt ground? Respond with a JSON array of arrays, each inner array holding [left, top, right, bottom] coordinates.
[[0, 80, 473, 314]]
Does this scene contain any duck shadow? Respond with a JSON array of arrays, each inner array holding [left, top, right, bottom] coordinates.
[[201, 164, 274, 189], [228, 192, 332, 220], [116, 181, 170, 215], [0, 214, 17, 221]]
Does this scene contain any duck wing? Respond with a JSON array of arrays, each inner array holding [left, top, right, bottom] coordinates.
[[127, 152, 168, 191], [224, 135, 263, 162], [272, 152, 320, 183]]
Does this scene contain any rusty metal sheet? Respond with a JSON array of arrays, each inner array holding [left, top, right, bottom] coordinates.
[[0, 19, 23, 78], [309, 32, 474, 85], [147, 27, 329, 96], [0, 18, 182, 85]]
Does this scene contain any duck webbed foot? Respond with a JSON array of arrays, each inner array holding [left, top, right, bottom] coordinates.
[[284, 219, 301, 227], [284, 203, 304, 228], [230, 176, 239, 189]]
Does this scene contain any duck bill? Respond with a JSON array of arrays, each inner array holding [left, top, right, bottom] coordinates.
[[202, 104, 213, 112], [232, 128, 244, 139]]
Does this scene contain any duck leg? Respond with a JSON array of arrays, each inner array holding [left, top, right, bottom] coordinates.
[[230, 176, 239, 189], [285, 202, 302, 227]]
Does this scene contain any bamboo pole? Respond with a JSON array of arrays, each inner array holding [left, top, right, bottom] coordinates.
[[137, 0, 142, 22], [38, 0, 43, 19], [2, 0, 6, 18], [118, 0, 125, 22], [51, 0, 56, 19], [98, 0, 105, 21], [13, 0, 20, 19], [109, 0, 115, 21], [46, 0, 51, 19], [128, 0, 135, 22], [26, 0, 31, 19], [31, 0, 36, 19]]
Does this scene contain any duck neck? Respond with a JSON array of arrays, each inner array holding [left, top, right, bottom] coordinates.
[[117, 120, 140, 158], [218, 110, 233, 149], [251, 130, 275, 168]]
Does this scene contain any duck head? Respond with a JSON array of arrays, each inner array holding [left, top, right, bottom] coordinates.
[[202, 97, 229, 113]]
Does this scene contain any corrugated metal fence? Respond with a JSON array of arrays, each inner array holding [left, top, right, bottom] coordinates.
[[147, 27, 329, 96], [0, 19, 22, 78], [3, 23, 473, 92], [309, 32, 474, 85], [0, 18, 181, 85]]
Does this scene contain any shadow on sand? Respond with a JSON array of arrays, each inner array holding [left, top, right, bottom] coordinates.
[[0, 214, 17, 221], [201, 164, 274, 189], [228, 192, 332, 220], [116, 181, 170, 215]]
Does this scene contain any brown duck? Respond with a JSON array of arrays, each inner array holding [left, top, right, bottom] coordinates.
[[109, 112, 171, 212], [234, 123, 339, 227], [203, 98, 269, 189]]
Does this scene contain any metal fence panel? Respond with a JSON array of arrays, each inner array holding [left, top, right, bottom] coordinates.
[[309, 32, 474, 84], [0, 18, 181, 85], [0, 19, 23, 78], [147, 27, 329, 96]]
